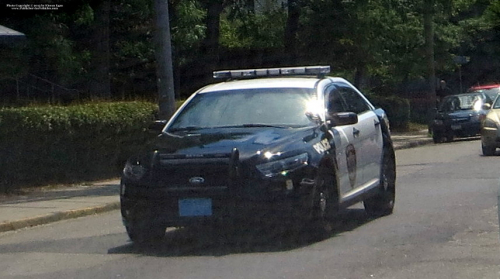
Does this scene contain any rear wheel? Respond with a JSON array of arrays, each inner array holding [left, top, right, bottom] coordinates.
[[482, 143, 496, 156], [364, 147, 396, 217]]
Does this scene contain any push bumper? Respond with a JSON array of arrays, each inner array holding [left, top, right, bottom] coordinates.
[[120, 172, 316, 228]]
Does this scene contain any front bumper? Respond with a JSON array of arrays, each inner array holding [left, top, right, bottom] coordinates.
[[432, 119, 481, 136], [481, 127, 500, 147], [120, 168, 316, 228]]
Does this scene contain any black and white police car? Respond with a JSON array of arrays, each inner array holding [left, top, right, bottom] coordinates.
[[120, 66, 396, 242]]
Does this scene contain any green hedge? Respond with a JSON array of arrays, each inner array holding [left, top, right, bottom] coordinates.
[[0, 102, 158, 192], [367, 95, 411, 131]]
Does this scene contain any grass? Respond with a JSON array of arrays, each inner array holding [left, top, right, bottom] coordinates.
[[407, 122, 428, 132], [391, 122, 428, 133]]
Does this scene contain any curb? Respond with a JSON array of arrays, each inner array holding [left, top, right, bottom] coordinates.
[[393, 138, 434, 150], [0, 201, 120, 233]]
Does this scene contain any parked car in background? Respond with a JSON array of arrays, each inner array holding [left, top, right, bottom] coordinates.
[[480, 95, 500, 155], [430, 92, 492, 143], [467, 84, 500, 102]]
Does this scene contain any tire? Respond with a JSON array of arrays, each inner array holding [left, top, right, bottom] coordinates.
[[126, 219, 166, 243], [364, 147, 396, 217], [432, 131, 443, 143], [445, 130, 455, 142], [308, 168, 339, 238], [482, 143, 496, 156]]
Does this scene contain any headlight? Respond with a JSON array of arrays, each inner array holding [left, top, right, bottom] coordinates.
[[433, 119, 443, 125], [123, 159, 147, 181], [473, 99, 483, 111], [256, 153, 308, 177]]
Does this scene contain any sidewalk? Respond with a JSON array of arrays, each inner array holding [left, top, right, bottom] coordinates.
[[0, 130, 432, 233]]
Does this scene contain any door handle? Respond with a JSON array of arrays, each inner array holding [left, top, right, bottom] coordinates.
[[353, 128, 360, 137]]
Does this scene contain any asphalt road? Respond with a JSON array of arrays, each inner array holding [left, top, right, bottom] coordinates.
[[0, 139, 499, 279]]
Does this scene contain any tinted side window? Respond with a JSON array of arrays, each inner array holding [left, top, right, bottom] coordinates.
[[440, 96, 459, 112], [325, 86, 347, 113], [336, 84, 370, 114]]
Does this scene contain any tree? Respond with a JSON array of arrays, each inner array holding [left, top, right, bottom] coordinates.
[[284, 0, 302, 65], [89, 0, 111, 98], [154, 0, 176, 119]]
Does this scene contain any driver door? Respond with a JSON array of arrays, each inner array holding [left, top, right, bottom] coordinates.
[[324, 86, 364, 199]]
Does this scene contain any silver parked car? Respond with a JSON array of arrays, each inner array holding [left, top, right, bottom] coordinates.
[[481, 95, 500, 155]]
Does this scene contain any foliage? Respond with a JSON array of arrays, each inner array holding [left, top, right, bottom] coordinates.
[[171, 0, 206, 62], [366, 94, 411, 131], [220, 8, 286, 49], [0, 102, 158, 192], [2, 0, 500, 101]]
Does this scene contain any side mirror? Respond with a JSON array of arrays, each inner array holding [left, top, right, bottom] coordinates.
[[482, 103, 491, 110], [328, 112, 358, 127], [148, 120, 168, 133]]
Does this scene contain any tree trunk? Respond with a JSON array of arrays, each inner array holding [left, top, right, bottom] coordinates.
[[202, 0, 224, 70], [154, 0, 176, 120], [284, 0, 300, 66], [90, 0, 111, 98], [424, 0, 436, 120]]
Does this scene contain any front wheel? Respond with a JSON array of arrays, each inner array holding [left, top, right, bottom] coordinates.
[[308, 168, 339, 238], [482, 143, 496, 156], [432, 131, 443, 143], [125, 219, 166, 243], [445, 130, 455, 142], [364, 147, 396, 217]]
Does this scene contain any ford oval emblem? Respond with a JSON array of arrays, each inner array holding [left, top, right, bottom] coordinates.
[[189, 177, 205, 184]]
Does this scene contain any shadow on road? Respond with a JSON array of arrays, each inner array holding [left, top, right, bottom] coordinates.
[[108, 208, 379, 257]]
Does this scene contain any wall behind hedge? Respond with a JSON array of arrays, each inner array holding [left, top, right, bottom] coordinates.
[[0, 102, 158, 192]]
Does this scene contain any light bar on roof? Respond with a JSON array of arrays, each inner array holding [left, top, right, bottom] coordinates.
[[213, 66, 330, 79]]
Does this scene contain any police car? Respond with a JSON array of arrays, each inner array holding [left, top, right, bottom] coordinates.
[[120, 66, 396, 242]]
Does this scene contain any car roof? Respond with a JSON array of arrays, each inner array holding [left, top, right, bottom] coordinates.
[[198, 76, 350, 93], [199, 77, 318, 93], [444, 92, 480, 98], [468, 84, 500, 90], [194, 65, 355, 93]]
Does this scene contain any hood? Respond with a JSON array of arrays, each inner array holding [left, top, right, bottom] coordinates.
[[487, 109, 500, 122], [437, 109, 481, 120], [151, 126, 318, 160]]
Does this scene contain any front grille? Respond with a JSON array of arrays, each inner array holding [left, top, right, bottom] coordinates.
[[453, 117, 470, 123], [153, 153, 233, 190]]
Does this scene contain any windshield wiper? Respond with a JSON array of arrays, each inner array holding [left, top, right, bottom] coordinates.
[[171, 124, 300, 132], [168, 126, 203, 132], [213, 124, 289, 129]]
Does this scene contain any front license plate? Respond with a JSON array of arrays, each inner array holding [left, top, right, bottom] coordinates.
[[451, 124, 461, 130], [178, 198, 212, 217]]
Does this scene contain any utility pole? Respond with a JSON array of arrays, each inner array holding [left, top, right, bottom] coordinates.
[[424, 0, 436, 122], [154, 0, 176, 120]]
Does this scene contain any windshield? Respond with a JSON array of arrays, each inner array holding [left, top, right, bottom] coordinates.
[[471, 88, 499, 101], [439, 93, 483, 111], [168, 88, 317, 131], [493, 96, 500, 109]]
